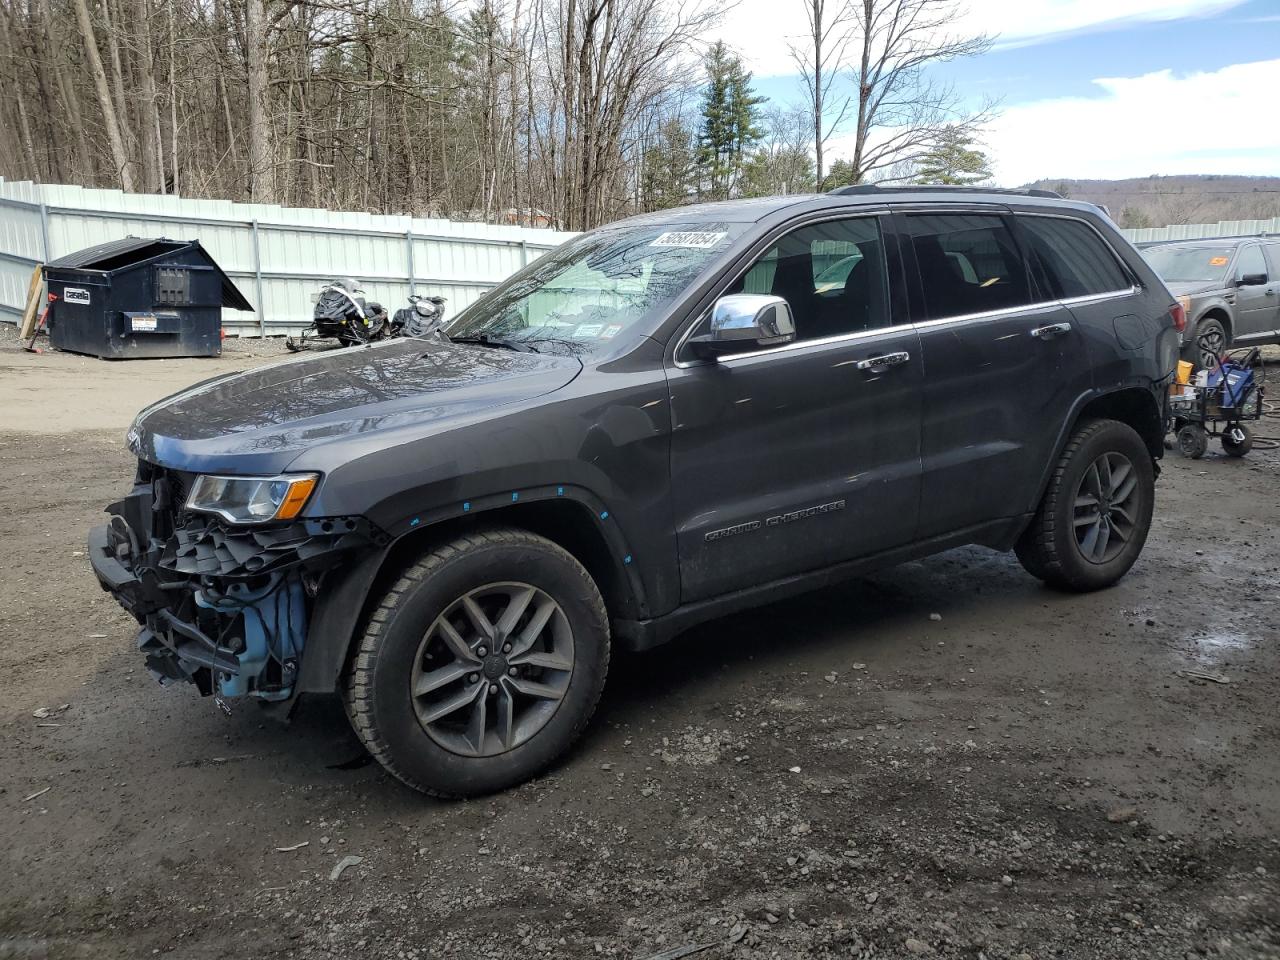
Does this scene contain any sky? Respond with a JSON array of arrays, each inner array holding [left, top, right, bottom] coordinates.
[[709, 0, 1280, 184]]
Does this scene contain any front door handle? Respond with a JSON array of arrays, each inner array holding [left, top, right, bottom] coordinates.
[[855, 351, 910, 372], [1030, 321, 1072, 339]]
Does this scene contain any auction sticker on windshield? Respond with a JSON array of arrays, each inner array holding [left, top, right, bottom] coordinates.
[[651, 231, 727, 249]]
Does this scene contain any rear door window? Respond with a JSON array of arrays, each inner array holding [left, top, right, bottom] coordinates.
[[1018, 215, 1130, 299], [903, 213, 1032, 321]]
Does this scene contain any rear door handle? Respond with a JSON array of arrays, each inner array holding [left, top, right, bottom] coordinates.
[[855, 351, 910, 372], [1030, 321, 1072, 339]]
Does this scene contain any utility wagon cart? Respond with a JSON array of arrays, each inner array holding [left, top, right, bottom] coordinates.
[[1170, 347, 1266, 458]]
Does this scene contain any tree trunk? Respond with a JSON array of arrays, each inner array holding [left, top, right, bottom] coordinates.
[[812, 0, 823, 187], [244, 0, 275, 202], [853, 0, 871, 182], [133, 0, 164, 192], [167, 0, 179, 193], [100, 0, 136, 172], [71, 0, 135, 189]]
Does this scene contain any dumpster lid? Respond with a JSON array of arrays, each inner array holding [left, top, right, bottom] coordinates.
[[46, 237, 186, 270], [46, 237, 253, 311]]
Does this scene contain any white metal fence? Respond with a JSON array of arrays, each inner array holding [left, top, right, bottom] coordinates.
[[0, 178, 577, 335], [1120, 217, 1280, 244], [5, 177, 1276, 335]]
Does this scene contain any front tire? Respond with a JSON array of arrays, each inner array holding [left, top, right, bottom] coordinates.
[[1015, 419, 1155, 592], [344, 528, 610, 797], [1177, 423, 1209, 459]]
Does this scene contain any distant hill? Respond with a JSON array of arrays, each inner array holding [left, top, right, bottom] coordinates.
[[1021, 175, 1280, 230]]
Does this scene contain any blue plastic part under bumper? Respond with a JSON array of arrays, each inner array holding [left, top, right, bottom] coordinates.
[[195, 573, 307, 700]]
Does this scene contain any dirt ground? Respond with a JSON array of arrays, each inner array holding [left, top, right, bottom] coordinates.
[[1, 325, 1278, 960], [0, 328, 283, 433]]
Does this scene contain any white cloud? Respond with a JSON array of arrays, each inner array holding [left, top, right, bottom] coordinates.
[[969, 0, 1246, 48], [976, 58, 1280, 184], [712, 0, 1246, 77]]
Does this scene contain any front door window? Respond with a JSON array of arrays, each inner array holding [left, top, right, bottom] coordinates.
[[724, 217, 893, 342]]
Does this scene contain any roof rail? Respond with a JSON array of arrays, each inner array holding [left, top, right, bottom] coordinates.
[[828, 184, 1063, 199]]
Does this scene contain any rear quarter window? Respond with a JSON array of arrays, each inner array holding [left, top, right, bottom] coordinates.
[[1019, 216, 1130, 299]]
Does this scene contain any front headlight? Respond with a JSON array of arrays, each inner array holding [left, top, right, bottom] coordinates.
[[185, 473, 319, 524]]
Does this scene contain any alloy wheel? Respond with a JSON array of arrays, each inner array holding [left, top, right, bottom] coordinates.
[[1197, 325, 1225, 369], [410, 582, 574, 757], [1072, 452, 1140, 564]]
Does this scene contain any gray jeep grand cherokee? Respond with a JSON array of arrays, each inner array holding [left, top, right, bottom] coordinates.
[[91, 186, 1181, 796]]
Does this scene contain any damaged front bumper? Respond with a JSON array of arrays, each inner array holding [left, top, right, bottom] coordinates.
[[89, 466, 386, 705]]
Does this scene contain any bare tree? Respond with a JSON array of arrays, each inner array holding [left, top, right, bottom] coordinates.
[[847, 0, 993, 184], [531, 0, 718, 229], [789, 0, 854, 189], [0, 0, 727, 226], [741, 104, 815, 196]]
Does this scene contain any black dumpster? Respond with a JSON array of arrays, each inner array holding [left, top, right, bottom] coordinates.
[[44, 237, 253, 359]]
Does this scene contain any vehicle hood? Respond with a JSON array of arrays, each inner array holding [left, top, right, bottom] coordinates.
[[129, 338, 582, 473], [1164, 280, 1227, 297]]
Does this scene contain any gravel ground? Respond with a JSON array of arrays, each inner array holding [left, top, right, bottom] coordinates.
[[1, 329, 1278, 960]]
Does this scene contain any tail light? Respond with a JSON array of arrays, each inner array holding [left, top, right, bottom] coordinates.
[[1170, 299, 1187, 333]]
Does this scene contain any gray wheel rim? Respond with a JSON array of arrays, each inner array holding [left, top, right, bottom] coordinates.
[[1197, 325, 1224, 368], [1073, 452, 1140, 565], [411, 581, 574, 758]]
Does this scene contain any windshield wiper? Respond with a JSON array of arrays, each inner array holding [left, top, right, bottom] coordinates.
[[448, 333, 536, 353], [517, 336, 591, 356]]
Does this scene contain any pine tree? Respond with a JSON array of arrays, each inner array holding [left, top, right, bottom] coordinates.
[[822, 158, 858, 191], [696, 42, 765, 200], [914, 127, 994, 186], [640, 117, 697, 211]]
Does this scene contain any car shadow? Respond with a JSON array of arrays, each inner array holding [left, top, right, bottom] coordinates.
[[591, 544, 1031, 727]]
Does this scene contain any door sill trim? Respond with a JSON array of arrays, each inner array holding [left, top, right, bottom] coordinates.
[[613, 516, 1030, 651]]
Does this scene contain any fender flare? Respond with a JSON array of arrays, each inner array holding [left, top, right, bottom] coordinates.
[[293, 483, 646, 701], [1022, 383, 1163, 520], [1188, 301, 1234, 342]]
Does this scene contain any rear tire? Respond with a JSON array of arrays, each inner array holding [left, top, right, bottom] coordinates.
[[344, 528, 610, 797], [1015, 419, 1155, 592]]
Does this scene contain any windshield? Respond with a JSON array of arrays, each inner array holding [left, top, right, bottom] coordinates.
[[444, 221, 750, 353], [1142, 245, 1234, 283]]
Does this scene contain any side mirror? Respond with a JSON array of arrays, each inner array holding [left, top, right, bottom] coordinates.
[[688, 294, 796, 360], [1238, 273, 1268, 286]]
